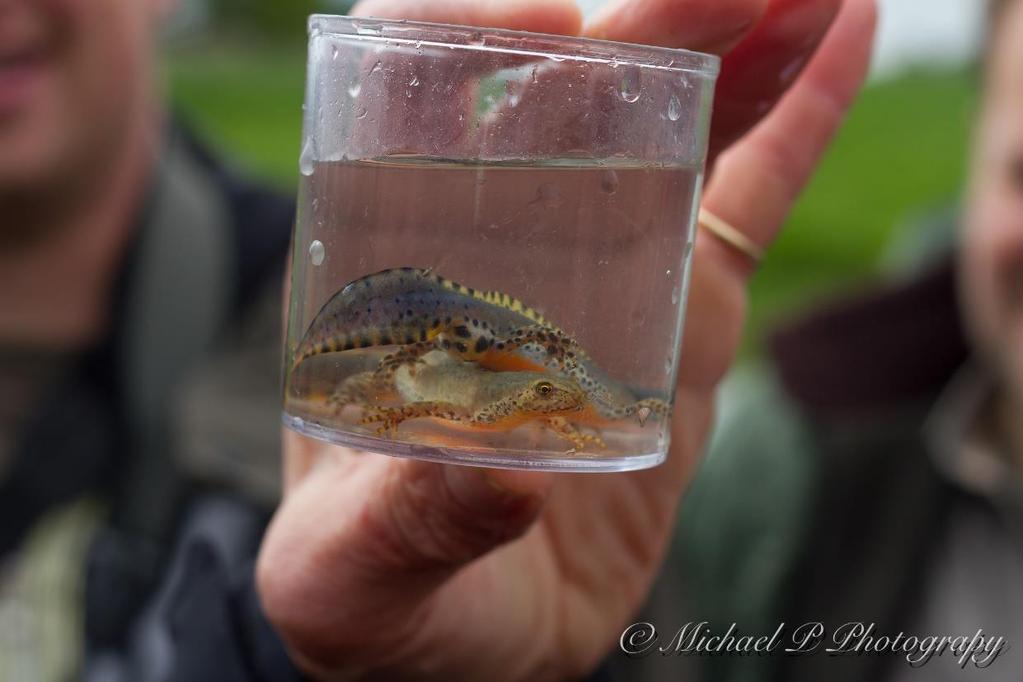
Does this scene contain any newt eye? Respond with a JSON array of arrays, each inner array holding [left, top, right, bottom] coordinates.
[[535, 381, 554, 396]]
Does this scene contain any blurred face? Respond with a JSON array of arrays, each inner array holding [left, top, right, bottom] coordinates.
[[962, 0, 1023, 399], [0, 0, 164, 205]]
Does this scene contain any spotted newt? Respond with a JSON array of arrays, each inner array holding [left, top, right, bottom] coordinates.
[[335, 352, 604, 451], [294, 267, 670, 423]]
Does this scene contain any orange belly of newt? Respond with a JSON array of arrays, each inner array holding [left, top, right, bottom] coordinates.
[[474, 348, 549, 373]]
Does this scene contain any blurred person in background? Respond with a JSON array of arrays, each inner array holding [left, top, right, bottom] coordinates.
[[0, 0, 878, 681], [665, 0, 1023, 680], [0, 0, 294, 679]]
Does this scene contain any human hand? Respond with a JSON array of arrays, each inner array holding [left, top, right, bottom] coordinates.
[[257, 0, 877, 679]]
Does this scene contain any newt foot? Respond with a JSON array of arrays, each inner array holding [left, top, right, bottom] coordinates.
[[544, 416, 606, 451]]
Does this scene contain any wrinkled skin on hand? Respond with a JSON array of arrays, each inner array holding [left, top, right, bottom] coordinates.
[[257, 1, 878, 679]]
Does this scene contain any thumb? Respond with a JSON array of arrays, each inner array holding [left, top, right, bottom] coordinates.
[[257, 450, 551, 671], [358, 459, 552, 572]]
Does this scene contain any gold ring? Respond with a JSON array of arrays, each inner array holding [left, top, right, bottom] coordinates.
[[698, 208, 765, 263]]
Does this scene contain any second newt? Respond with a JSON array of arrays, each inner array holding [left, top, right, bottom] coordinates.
[[335, 352, 605, 451]]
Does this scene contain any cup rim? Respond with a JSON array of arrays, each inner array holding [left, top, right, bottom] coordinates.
[[308, 14, 720, 76]]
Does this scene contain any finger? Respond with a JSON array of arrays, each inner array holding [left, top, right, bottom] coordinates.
[[258, 454, 553, 670], [585, 0, 769, 55], [353, 0, 583, 35], [702, 0, 877, 275], [709, 0, 843, 161], [616, 0, 876, 581], [482, 0, 768, 160], [583, 0, 842, 162]]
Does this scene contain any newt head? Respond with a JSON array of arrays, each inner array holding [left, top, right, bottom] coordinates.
[[471, 372, 588, 426], [517, 376, 587, 415]]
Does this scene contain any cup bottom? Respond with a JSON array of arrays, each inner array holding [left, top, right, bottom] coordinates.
[[282, 412, 667, 472]]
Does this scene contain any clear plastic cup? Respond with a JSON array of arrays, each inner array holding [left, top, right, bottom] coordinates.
[[283, 15, 719, 472]]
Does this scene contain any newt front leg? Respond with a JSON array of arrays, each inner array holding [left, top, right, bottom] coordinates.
[[543, 416, 606, 451]]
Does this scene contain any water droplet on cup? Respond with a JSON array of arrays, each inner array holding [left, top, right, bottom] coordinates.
[[356, 107, 367, 119], [299, 138, 315, 176], [600, 170, 619, 195], [409, 75, 419, 87], [347, 83, 361, 98], [507, 83, 522, 108], [671, 287, 680, 305], [667, 94, 681, 121], [369, 60, 382, 76], [618, 65, 641, 103], [355, 21, 382, 36], [331, 45, 339, 61], [309, 240, 325, 266]]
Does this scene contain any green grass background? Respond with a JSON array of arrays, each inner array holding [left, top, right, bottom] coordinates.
[[166, 46, 976, 353]]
